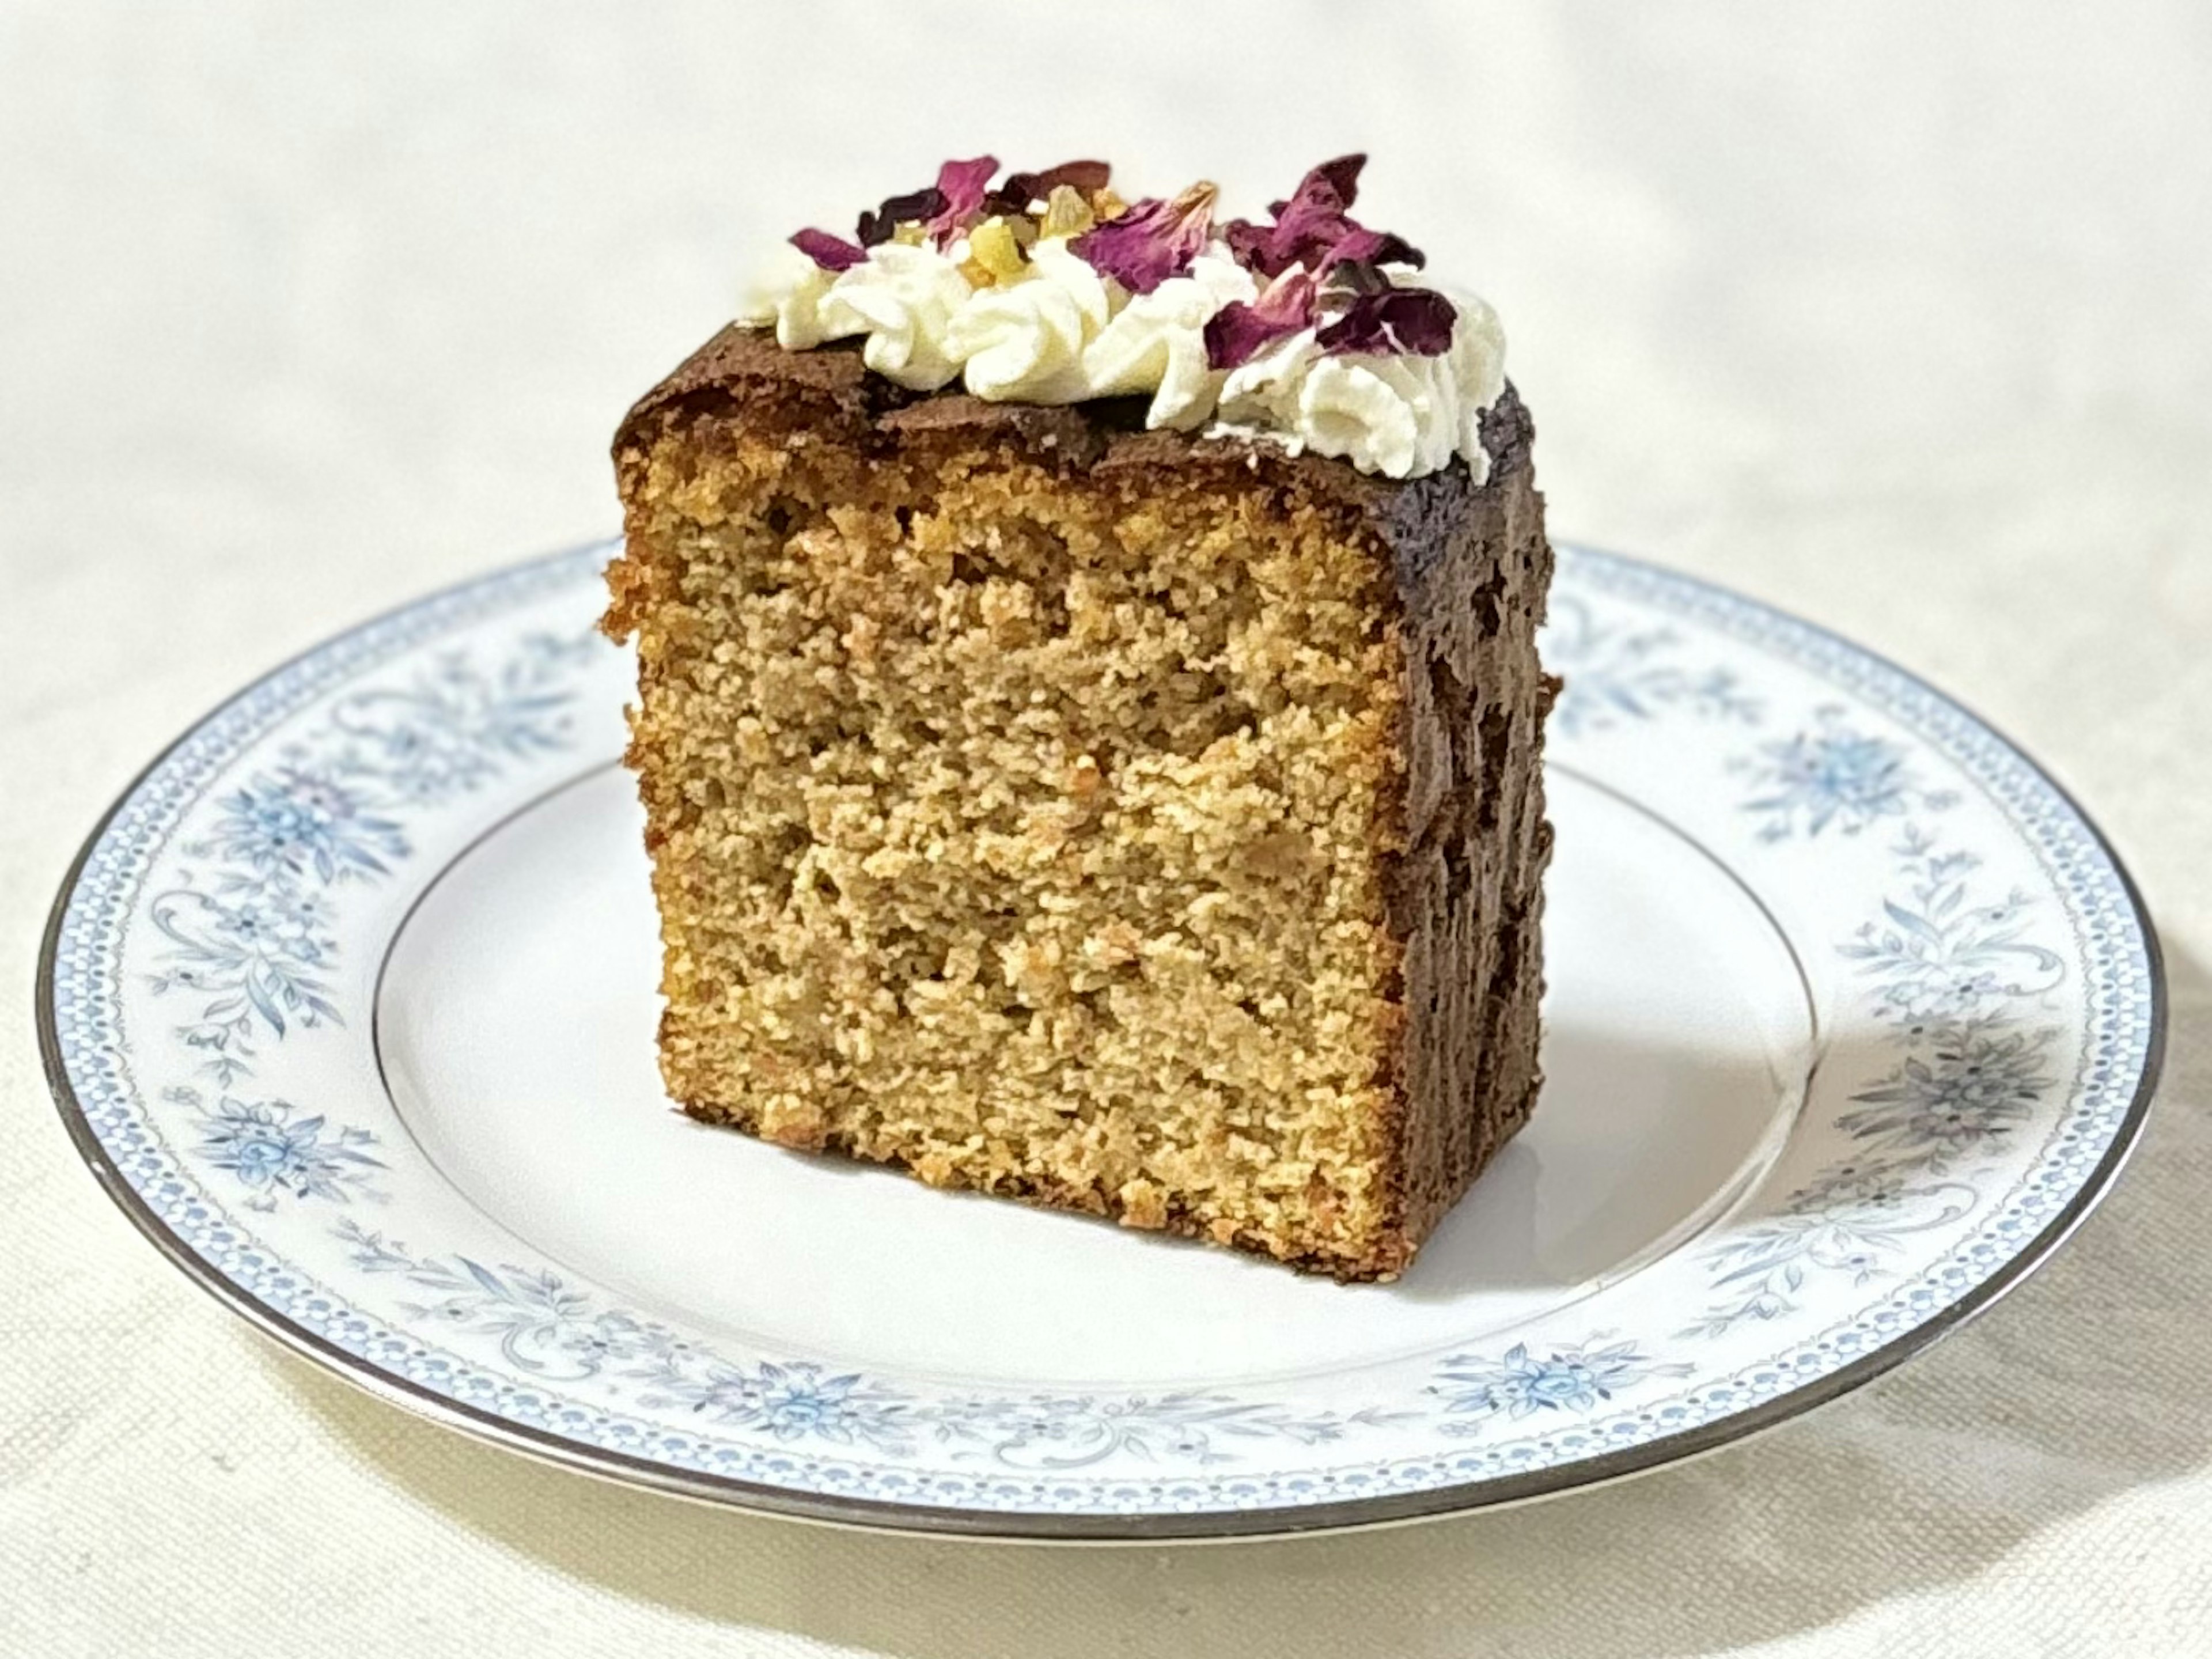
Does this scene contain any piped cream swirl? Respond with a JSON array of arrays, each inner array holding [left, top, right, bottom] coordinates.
[[734, 235, 1506, 478], [944, 238, 1113, 403]]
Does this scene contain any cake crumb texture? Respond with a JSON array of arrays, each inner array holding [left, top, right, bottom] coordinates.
[[605, 332, 1552, 1281]]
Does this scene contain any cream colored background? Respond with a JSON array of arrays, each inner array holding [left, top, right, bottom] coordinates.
[[5, 3, 2210, 1654]]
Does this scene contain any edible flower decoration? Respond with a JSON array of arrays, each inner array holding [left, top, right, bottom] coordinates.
[[741, 154, 1506, 479], [790, 154, 1440, 327], [1204, 160, 1450, 369], [1201, 268, 1318, 372], [1069, 181, 1218, 294], [1222, 155, 1426, 277]]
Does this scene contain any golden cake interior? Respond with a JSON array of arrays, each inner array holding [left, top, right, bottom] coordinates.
[[605, 401, 1446, 1277]]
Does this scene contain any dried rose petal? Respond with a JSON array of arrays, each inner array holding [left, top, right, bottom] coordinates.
[[1223, 153, 1361, 272], [1203, 268, 1320, 370], [1327, 226, 1425, 268], [1274, 153, 1365, 218], [986, 159, 1112, 215], [856, 185, 948, 247], [925, 154, 1002, 247], [791, 228, 867, 272], [1316, 286, 1458, 357], [1070, 181, 1218, 294], [1219, 218, 1269, 272], [1223, 154, 1427, 278]]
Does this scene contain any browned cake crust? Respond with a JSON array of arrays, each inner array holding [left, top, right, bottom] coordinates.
[[607, 327, 1553, 1280]]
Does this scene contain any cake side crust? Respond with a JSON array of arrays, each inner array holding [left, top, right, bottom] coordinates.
[[1369, 392, 1555, 1269]]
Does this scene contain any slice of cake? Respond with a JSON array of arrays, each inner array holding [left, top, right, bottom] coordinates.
[[605, 156, 1554, 1281]]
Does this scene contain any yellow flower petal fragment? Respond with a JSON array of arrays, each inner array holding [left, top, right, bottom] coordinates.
[[968, 216, 1028, 282], [1040, 184, 1096, 240]]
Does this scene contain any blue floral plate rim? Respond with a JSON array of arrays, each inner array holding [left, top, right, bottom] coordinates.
[[36, 539, 2168, 1541]]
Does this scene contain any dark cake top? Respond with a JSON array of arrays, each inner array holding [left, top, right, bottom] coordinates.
[[734, 156, 1509, 482]]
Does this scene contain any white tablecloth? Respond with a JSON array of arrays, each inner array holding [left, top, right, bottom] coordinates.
[[5, 3, 2209, 1653]]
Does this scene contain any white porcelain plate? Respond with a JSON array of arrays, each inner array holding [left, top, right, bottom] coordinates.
[[40, 541, 2164, 1539]]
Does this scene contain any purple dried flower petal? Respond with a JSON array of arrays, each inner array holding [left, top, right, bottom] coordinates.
[[1273, 153, 1366, 219], [1222, 153, 1363, 276], [1203, 269, 1320, 370], [986, 160, 1112, 215], [1222, 153, 1426, 278], [925, 154, 1002, 247], [856, 186, 948, 247], [1070, 181, 1218, 294], [1218, 218, 1278, 273], [791, 228, 867, 272], [1328, 226, 1425, 269], [1315, 286, 1458, 357]]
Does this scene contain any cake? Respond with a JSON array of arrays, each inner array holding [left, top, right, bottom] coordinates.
[[604, 156, 1555, 1281]]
